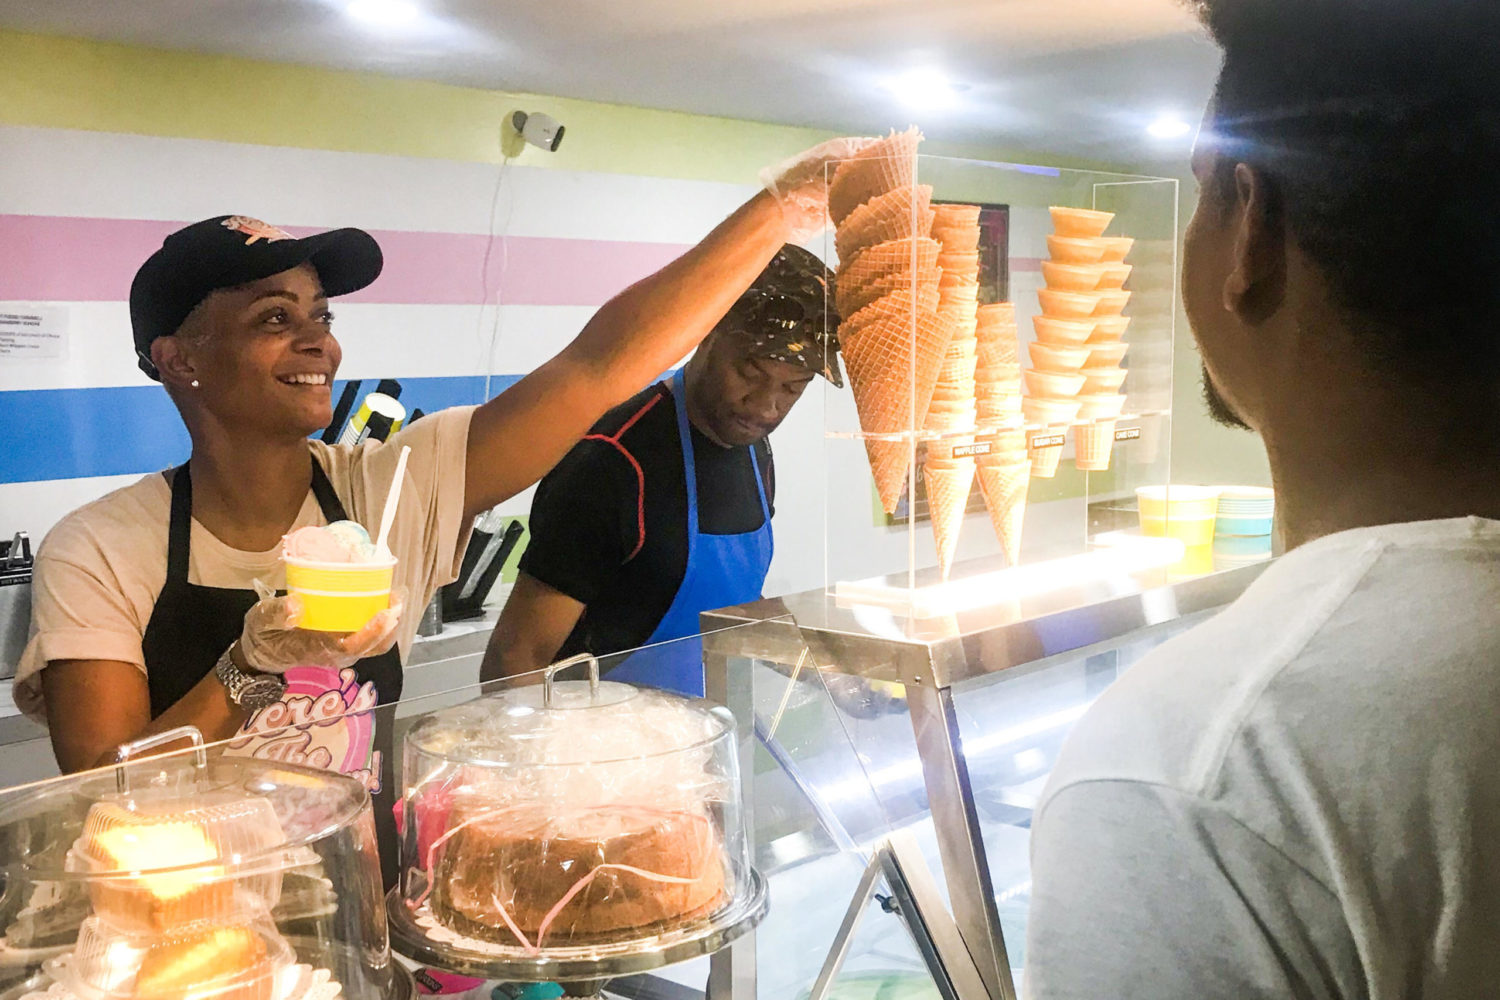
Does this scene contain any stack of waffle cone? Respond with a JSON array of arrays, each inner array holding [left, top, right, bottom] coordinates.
[[1026, 206, 1134, 476], [831, 128, 948, 514], [969, 302, 1029, 564], [921, 205, 983, 579]]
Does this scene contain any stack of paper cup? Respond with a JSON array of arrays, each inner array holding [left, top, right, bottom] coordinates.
[[920, 204, 985, 579], [831, 127, 954, 514], [1035, 207, 1137, 473]]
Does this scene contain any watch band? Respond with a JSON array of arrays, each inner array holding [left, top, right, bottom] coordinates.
[[214, 645, 286, 712]]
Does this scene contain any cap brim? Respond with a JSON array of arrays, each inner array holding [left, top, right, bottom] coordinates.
[[295, 228, 384, 297]]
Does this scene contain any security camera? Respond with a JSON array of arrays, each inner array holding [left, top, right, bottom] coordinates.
[[511, 111, 565, 152]]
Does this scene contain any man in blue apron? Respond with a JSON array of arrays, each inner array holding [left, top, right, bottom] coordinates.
[[481, 246, 841, 697]]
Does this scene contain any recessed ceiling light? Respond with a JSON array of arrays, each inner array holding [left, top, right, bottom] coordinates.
[[346, 0, 420, 26], [885, 69, 966, 110], [1147, 115, 1193, 139]]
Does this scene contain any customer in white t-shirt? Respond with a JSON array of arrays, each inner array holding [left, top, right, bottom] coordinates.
[[1024, 2, 1500, 998]]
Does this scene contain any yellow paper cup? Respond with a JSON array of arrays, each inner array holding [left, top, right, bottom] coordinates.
[[284, 555, 397, 632], [1136, 485, 1221, 547]]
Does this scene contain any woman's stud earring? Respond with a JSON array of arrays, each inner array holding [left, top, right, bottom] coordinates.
[[191, 379, 200, 388]]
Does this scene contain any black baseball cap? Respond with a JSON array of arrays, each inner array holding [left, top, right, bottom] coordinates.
[[720, 245, 844, 388], [130, 215, 384, 380]]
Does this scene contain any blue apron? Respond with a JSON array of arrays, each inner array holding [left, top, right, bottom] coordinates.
[[603, 371, 774, 697]]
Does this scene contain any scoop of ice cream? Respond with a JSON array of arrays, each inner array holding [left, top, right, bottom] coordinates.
[[283, 520, 376, 563]]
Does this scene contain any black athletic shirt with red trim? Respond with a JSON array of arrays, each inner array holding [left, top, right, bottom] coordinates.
[[518, 381, 774, 660]]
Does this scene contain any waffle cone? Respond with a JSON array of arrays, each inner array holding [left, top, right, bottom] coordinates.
[[924, 457, 977, 580], [836, 238, 941, 304], [1074, 420, 1117, 471], [829, 127, 923, 225], [977, 459, 1028, 566], [836, 266, 940, 320], [842, 295, 952, 513], [932, 204, 982, 231], [842, 283, 942, 343], [932, 224, 981, 252], [836, 184, 936, 261]]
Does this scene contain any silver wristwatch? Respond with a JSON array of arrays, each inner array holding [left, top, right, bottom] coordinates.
[[214, 646, 286, 713]]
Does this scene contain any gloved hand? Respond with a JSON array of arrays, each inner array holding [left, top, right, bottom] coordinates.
[[237, 581, 406, 674], [760, 136, 881, 242]]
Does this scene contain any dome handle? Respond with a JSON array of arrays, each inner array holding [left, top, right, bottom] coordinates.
[[111, 725, 208, 793], [543, 652, 601, 708]]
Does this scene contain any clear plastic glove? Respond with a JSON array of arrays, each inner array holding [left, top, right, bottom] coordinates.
[[760, 136, 882, 242], [237, 580, 406, 674]]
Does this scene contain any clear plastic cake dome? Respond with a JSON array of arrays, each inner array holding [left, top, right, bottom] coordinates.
[[391, 657, 764, 980], [0, 731, 410, 1000]]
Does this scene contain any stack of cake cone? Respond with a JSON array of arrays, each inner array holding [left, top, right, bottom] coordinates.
[[921, 204, 983, 578], [832, 128, 951, 514], [1027, 206, 1135, 476], [972, 303, 1029, 565]]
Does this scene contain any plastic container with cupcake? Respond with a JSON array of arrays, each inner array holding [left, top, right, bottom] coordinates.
[[0, 741, 411, 1000]]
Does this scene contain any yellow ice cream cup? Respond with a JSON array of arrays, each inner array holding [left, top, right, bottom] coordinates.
[[284, 555, 397, 632]]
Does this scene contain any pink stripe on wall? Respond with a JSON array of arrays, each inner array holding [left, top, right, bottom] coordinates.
[[0, 215, 693, 306], [1010, 256, 1044, 272]]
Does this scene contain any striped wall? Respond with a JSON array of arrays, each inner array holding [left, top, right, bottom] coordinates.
[[0, 29, 1224, 607]]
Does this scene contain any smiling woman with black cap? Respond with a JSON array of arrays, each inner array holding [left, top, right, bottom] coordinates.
[[14, 136, 872, 809], [479, 245, 840, 697]]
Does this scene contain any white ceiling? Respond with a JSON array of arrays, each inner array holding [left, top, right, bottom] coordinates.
[[0, 0, 1222, 164]]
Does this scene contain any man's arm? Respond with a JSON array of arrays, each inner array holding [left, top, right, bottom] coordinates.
[[1025, 780, 1360, 999], [456, 136, 870, 522], [461, 191, 786, 521], [42, 659, 241, 771], [479, 573, 585, 682]]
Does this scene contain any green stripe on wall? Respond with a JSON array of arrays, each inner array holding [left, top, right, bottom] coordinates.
[[0, 30, 1141, 183], [0, 29, 835, 182]]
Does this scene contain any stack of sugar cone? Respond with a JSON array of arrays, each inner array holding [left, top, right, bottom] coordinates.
[[1042, 207, 1135, 472], [922, 204, 983, 578], [973, 303, 1029, 565], [832, 128, 951, 514], [1026, 206, 1130, 476]]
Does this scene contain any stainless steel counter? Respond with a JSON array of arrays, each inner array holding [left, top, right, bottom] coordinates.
[[702, 559, 1271, 1000]]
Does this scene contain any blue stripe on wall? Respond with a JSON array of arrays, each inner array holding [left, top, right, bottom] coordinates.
[[2, 376, 523, 484]]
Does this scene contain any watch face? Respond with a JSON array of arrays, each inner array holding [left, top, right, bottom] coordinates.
[[241, 676, 286, 710]]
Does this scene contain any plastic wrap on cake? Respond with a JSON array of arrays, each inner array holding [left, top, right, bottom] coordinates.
[[0, 739, 405, 1000], [393, 658, 760, 973]]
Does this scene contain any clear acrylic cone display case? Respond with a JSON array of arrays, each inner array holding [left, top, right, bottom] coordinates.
[[389, 653, 762, 982], [823, 144, 1185, 612], [0, 741, 405, 1000]]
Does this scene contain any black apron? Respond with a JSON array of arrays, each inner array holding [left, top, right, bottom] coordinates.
[[140, 457, 403, 886]]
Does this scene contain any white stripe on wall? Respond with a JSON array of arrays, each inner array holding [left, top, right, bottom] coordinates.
[[0, 302, 610, 391], [0, 126, 757, 242]]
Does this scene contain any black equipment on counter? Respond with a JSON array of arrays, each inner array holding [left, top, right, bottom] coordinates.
[[322, 379, 406, 445], [0, 532, 34, 681], [441, 518, 524, 622]]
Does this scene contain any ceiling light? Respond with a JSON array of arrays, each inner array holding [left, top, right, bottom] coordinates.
[[1147, 115, 1193, 139], [346, 0, 420, 26], [885, 69, 964, 110]]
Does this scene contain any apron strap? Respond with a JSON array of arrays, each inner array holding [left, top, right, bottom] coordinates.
[[308, 456, 350, 523], [168, 454, 347, 584], [166, 464, 194, 583]]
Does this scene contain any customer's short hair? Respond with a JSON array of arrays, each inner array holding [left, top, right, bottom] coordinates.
[[1191, 0, 1500, 381]]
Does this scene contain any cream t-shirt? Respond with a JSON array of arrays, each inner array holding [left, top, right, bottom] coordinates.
[[15, 406, 476, 722]]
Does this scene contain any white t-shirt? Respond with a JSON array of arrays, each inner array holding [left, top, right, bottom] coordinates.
[[1025, 517, 1500, 999], [16, 406, 476, 726]]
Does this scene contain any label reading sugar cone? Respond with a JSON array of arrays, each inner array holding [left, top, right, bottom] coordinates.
[[1029, 433, 1066, 451], [1114, 426, 1142, 442]]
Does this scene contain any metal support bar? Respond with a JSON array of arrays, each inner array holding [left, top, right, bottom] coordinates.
[[906, 684, 1017, 1000], [705, 628, 757, 1000]]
